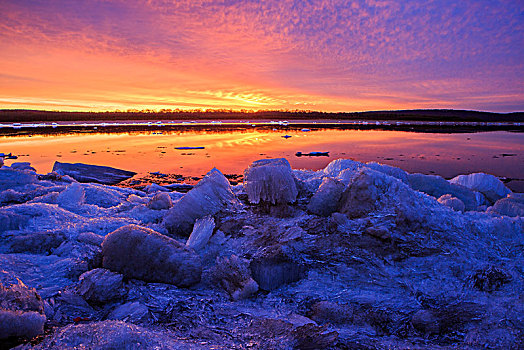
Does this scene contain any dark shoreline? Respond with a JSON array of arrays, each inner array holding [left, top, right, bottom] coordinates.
[[1, 108, 523, 123]]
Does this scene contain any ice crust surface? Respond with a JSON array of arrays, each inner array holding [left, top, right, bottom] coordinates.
[[0, 161, 522, 349]]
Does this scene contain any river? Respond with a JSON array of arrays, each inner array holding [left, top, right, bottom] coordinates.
[[1, 122, 522, 191]]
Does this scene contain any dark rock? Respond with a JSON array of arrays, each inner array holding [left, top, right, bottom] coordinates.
[[8, 231, 65, 254], [470, 265, 512, 292], [213, 255, 259, 300], [292, 323, 339, 350], [249, 245, 306, 291], [52, 161, 136, 185], [364, 226, 391, 241], [163, 183, 193, 192], [412, 302, 484, 336], [308, 301, 354, 324], [247, 316, 338, 350], [411, 309, 440, 335], [38, 171, 72, 182], [217, 217, 245, 236], [464, 326, 523, 349], [436, 302, 484, 334], [267, 203, 296, 217], [102, 225, 202, 287], [300, 216, 335, 236], [248, 317, 294, 339]]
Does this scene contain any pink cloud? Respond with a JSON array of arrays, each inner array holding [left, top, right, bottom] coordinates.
[[0, 0, 522, 111]]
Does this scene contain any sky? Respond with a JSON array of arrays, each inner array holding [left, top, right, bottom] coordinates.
[[0, 0, 523, 112]]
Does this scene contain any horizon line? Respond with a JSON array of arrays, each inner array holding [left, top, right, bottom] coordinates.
[[1, 108, 523, 115]]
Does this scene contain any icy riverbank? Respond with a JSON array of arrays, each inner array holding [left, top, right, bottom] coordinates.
[[0, 158, 523, 349]]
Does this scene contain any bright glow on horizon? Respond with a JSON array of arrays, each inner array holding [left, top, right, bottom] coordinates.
[[1, 0, 523, 112]]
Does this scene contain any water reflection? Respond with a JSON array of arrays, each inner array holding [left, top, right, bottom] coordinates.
[[1, 126, 523, 191]]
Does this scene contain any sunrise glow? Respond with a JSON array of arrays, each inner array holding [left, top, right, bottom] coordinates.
[[1, 0, 523, 112]]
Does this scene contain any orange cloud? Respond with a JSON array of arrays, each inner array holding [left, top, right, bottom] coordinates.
[[0, 0, 523, 112]]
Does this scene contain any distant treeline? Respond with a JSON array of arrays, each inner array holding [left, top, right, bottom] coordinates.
[[1, 123, 522, 138], [0, 109, 523, 123]]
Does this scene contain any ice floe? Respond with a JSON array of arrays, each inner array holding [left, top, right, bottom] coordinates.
[[0, 158, 522, 349]]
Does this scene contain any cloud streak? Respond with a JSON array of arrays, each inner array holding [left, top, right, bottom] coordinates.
[[0, 0, 523, 111]]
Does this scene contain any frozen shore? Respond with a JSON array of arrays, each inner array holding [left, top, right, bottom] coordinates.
[[0, 158, 523, 349]]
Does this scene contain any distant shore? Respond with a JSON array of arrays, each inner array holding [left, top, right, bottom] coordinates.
[[1, 109, 523, 123]]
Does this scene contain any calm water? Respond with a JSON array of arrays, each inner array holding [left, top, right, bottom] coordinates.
[[1, 124, 523, 191]]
